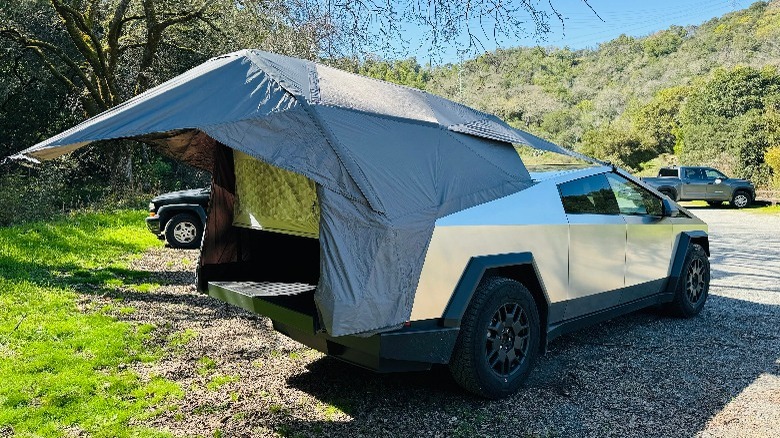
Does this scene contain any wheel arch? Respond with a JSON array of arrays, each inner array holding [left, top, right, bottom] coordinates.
[[157, 204, 207, 228], [665, 230, 709, 294], [657, 186, 678, 200], [732, 188, 753, 202], [441, 252, 551, 354]]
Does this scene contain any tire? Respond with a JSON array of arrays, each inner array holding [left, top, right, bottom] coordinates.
[[449, 276, 540, 399], [667, 243, 710, 318], [730, 190, 751, 209], [164, 213, 202, 249]]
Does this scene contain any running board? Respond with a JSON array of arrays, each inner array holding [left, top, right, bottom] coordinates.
[[207, 281, 318, 332]]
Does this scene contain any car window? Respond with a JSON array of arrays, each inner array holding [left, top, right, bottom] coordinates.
[[606, 174, 663, 216], [658, 168, 678, 177], [703, 169, 727, 179], [684, 168, 703, 179], [559, 175, 619, 215]]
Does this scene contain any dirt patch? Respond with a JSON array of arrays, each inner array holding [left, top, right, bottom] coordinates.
[[106, 209, 779, 437]]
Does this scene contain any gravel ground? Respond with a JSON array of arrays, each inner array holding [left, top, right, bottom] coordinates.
[[110, 208, 779, 437]]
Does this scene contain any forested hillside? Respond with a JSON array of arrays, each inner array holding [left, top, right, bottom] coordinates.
[[2, 1, 780, 225], [360, 1, 780, 184]]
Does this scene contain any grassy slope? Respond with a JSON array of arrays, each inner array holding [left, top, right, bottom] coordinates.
[[0, 211, 181, 437]]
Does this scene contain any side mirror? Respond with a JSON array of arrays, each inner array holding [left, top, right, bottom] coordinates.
[[662, 198, 680, 217]]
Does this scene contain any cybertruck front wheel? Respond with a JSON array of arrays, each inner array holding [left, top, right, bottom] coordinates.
[[449, 277, 540, 399], [667, 243, 710, 318]]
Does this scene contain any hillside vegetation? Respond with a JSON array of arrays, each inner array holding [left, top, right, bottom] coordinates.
[[359, 1, 780, 184], [2, 1, 780, 227]]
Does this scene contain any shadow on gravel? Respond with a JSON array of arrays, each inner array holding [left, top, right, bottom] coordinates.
[[275, 296, 779, 438]]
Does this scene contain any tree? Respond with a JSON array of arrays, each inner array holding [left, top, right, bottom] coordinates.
[[765, 146, 780, 188], [580, 124, 653, 171], [631, 85, 689, 155], [679, 66, 780, 185], [0, 0, 332, 190]]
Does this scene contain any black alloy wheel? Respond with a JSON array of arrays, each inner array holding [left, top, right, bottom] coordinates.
[[449, 276, 540, 399], [667, 243, 710, 317], [486, 302, 530, 377]]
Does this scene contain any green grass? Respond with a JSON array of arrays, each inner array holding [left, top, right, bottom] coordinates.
[[679, 200, 780, 214], [0, 210, 181, 437], [206, 374, 239, 391], [747, 204, 780, 214], [196, 356, 217, 376]]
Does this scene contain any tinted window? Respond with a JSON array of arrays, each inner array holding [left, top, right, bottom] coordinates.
[[684, 168, 704, 180], [704, 168, 727, 179], [559, 175, 619, 215], [659, 168, 678, 177], [606, 174, 663, 216]]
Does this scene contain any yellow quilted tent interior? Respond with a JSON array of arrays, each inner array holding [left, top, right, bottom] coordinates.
[[232, 151, 320, 238]]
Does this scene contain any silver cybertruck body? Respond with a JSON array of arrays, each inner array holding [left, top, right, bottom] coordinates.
[[11, 50, 710, 398], [210, 164, 709, 398]]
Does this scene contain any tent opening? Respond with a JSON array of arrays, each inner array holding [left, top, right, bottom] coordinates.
[[198, 146, 321, 321]]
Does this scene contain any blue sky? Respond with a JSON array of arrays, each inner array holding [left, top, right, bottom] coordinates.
[[406, 0, 753, 64]]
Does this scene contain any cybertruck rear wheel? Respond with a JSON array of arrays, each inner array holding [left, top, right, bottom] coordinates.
[[667, 243, 709, 318], [449, 277, 540, 399]]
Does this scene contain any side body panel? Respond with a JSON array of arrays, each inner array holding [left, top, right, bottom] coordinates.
[[565, 214, 626, 319], [410, 182, 569, 321], [707, 180, 731, 201], [623, 216, 674, 285]]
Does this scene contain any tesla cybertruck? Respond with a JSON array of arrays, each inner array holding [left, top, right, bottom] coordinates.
[[10, 50, 710, 398]]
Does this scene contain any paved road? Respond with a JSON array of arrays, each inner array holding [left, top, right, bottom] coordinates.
[[128, 207, 780, 437]]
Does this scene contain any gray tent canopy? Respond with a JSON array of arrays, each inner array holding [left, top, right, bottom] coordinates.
[[11, 49, 595, 336]]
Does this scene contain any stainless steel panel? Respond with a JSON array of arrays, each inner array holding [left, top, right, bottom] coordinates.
[[623, 215, 674, 297], [410, 166, 707, 323], [410, 224, 570, 320], [565, 213, 626, 319], [411, 183, 571, 321], [435, 181, 571, 226]]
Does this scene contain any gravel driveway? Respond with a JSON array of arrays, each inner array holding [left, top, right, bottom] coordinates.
[[117, 208, 780, 437]]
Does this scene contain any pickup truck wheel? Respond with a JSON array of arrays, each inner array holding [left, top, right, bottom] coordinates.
[[449, 277, 540, 399], [164, 213, 202, 249], [667, 243, 709, 318], [731, 191, 751, 208], [659, 189, 675, 201]]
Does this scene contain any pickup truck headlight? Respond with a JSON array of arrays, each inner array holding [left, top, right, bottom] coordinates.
[[148, 202, 155, 212]]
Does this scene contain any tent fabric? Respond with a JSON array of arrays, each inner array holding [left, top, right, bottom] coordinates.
[[10, 49, 594, 336]]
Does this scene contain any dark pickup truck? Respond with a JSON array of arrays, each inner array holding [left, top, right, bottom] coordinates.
[[641, 166, 755, 208]]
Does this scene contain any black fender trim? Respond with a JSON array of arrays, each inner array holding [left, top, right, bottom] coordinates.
[[157, 204, 207, 228], [665, 230, 709, 294], [440, 252, 552, 328]]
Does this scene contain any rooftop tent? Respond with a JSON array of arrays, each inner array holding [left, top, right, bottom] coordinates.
[[10, 50, 594, 336]]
